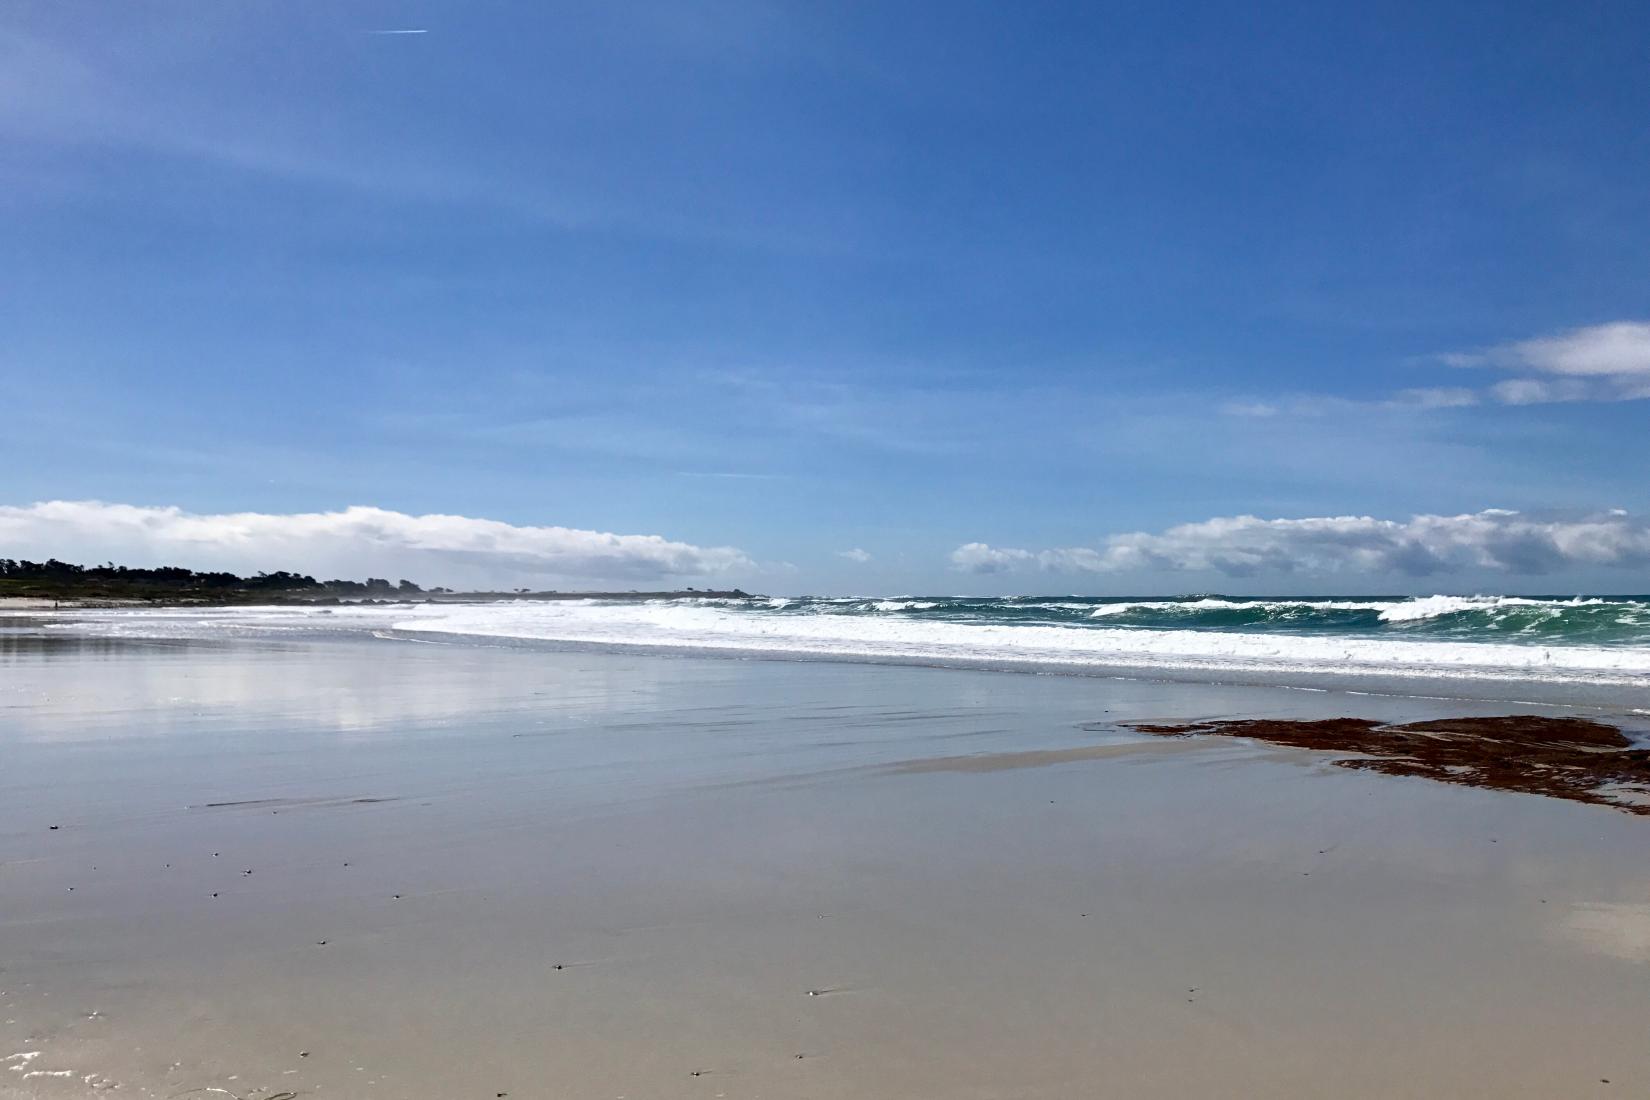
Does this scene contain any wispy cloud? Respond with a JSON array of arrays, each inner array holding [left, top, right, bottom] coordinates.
[[1392, 386, 1479, 409], [0, 501, 753, 585], [952, 509, 1650, 578], [0, 16, 847, 257], [1221, 387, 1480, 419], [1444, 321, 1650, 377], [1488, 377, 1596, 406], [1223, 321, 1650, 418], [837, 547, 872, 563], [1443, 320, 1650, 404]]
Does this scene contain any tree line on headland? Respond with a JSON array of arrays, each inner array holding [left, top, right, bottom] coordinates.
[[0, 558, 434, 602], [0, 558, 751, 605]]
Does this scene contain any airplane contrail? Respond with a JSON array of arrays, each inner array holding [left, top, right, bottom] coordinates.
[[367, 28, 428, 35]]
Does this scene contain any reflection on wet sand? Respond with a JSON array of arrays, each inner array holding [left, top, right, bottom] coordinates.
[[4, 631, 1650, 1098], [883, 736, 1208, 773]]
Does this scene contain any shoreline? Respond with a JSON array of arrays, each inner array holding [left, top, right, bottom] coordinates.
[[3, 630, 1649, 1097], [0, 589, 757, 611], [17, 601, 1649, 715]]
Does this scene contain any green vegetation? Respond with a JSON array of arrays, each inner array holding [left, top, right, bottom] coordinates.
[[0, 559, 752, 606], [0, 558, 427, 605]]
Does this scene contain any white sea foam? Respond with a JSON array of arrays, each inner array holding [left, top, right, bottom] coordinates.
[[1376, 595, 1610, 623], [30, 600, 1650, 690], [376, 602, 1650, 686], [1078, 595, 1625, 625]]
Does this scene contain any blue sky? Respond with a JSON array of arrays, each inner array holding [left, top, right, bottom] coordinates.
[[3, 1, 1649, 593]]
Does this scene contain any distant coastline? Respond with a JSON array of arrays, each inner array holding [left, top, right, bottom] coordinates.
[[0, 557, 751, 608]]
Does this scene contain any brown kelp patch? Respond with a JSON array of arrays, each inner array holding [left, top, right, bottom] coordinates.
[[1128, 715, 1650, 815]]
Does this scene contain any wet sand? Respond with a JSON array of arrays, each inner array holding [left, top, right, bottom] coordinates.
[[3, 632, 1650, 1098]]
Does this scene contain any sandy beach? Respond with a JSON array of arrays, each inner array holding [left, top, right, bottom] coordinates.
[[12, 2, 1650, 1094], [3, 624, 1649, 1099]]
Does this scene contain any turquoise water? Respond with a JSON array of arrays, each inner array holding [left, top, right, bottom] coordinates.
[[22, 595, 1650, 703], [751, 594, 1650, 647]]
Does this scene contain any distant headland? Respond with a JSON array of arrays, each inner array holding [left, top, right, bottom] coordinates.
[[0, 558, 752, 607]]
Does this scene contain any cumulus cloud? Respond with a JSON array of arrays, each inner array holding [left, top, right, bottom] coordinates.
[[1446, 320, 1650, 404], [0, 501, 753, 585], [951, 510, 1650, 579], [948, 542, 1036, 574], [837, 548, 873, 563]]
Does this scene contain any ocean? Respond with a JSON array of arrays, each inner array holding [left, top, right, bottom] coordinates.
[[27, 592, 1650, 708]]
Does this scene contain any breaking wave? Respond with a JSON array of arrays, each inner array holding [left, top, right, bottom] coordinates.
[[26, 592, 1650, 693]]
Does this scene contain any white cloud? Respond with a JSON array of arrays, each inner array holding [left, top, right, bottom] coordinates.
[[1446, 321, 1650, 404], [948, 542, 1035, 574], [1489, 377, 1594, 405], [1455, 320, 1650, 377], [951, 510, 1650, 578], [837, 548, 873, 563], [0, 501, 753, 585], [1225, 322, 1650, 417]]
